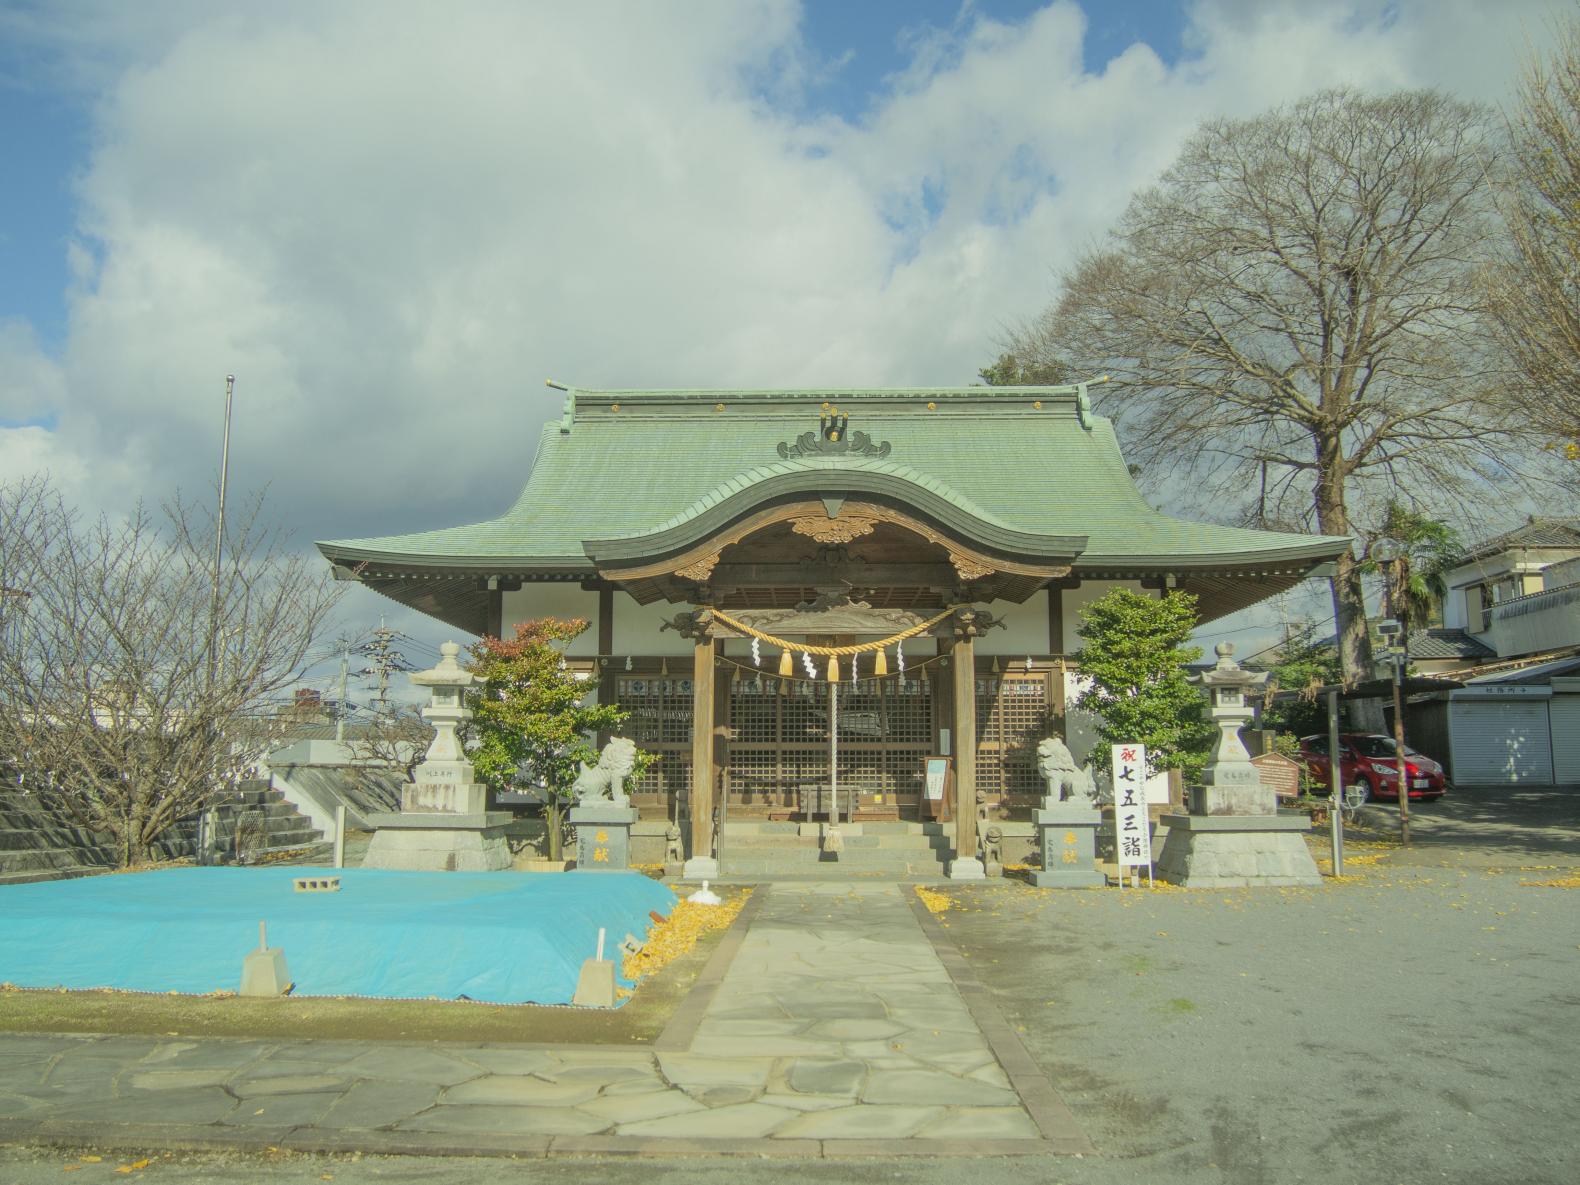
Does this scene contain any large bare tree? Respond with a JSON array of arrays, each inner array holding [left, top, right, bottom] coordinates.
[[1003, 89, 1524, 686], [1488, 11, 1580, 434], [0, 476, 341, 866]]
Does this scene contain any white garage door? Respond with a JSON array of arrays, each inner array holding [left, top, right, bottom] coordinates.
[[1451, 700, 1553, 784], [1549, 695, 1580, 784]]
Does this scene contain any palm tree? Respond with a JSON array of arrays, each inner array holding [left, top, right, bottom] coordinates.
[[1368, 503, 1461, 637]]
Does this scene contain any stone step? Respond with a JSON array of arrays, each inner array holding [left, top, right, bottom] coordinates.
[[721, 820, 948, 836], [242, 839, 334, 864], [717, 861, 951, 879], [211, 801, 297, 821], [0, 848, 88, 874], [721, 834, 951, 851], [0, 866, 97, 886], [720, 849, 953, 869], [232, 824, 325, 848]]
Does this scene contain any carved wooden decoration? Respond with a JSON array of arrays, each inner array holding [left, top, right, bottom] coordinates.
[[789, 514, 878, 545], [941, 607, 1006, 639], [659, 608, 718, 641], [674, 553, 720, 582], [948, 552, 996, 581], [602, 498, 1071, 586]]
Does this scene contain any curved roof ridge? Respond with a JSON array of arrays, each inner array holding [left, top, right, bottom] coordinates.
[[600, 456, 1017, 541]]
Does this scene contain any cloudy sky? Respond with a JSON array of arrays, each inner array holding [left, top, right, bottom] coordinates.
[[0, 0, 1564, 686]]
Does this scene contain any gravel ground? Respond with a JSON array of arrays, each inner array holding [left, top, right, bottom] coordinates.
[[0, 785, 1574, 1185]]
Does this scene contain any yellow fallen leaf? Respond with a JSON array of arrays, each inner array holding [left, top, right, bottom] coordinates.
[[63, 1166, 82, 1173], [81, 1157, 102, 1164]]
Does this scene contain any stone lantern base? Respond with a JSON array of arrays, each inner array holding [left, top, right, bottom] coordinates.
[[362, 810, 513, 872], [1154, 813, 1320, 888]]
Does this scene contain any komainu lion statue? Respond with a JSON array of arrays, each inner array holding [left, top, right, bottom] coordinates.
[[1037, 736, 1097, 805], [572, 737, 638, 806]]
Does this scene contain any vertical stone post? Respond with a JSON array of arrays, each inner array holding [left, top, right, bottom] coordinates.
[[686, 627, 718, 879]]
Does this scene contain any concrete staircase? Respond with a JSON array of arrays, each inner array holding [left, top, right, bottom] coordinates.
[[716, 819, 955, 880], [0, 779, 329, 886], [217, 780, 331, 864]]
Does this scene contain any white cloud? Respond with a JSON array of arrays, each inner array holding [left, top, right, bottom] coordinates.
[[5, 0, 1565, 590]]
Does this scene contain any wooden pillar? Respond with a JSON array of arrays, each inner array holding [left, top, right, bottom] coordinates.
[[1046, 585, 1065, 655], [596, 585, 616, 746], [689, 632, 717, 863], [713, 658, 732, 811], [952, 631, 978, 866], [485, 589, 504, 640]]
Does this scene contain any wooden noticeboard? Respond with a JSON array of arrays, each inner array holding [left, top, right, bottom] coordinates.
[[1252, 751, 1303, 799], [922, 756, 953, 821]]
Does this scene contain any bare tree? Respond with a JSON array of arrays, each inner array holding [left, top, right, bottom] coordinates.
[[0, 475, 341, 866], [346, 703, 433, 784], [1488, 11, 1580, 434], [1003, 89, 1525, 687]]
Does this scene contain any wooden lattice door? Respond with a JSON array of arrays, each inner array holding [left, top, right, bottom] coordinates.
[[974, 666, 1055, 815]]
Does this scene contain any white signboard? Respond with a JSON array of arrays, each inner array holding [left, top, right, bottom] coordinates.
[[1111, 743, 1153, 870], [924, 758, 950, 801]]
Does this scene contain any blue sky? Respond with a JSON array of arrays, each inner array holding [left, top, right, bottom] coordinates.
[[0, 1, 1195, 358], [0, 0, 1561, 680]]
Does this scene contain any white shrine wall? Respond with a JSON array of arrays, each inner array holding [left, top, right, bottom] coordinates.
[[1061, 580, 1159, 653], [500, 584, 600, 654], [974, 591, 1048, 656]]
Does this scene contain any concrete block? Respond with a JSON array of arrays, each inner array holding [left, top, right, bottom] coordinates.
[[572, 958, 617, 1008], [240, 948, 291, 997]]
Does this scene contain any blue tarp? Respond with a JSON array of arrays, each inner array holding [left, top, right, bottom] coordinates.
[[0, 868, 676, 1005]]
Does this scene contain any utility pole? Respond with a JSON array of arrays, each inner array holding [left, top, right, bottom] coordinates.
[[358, 621, 411, 719], [336, 646, 350, 742]]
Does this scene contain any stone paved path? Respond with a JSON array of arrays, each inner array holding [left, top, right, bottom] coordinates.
[[0, 883, 1075, 1156]]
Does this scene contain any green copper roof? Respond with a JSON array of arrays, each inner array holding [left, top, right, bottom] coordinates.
[[319, 386, 1348, 574]]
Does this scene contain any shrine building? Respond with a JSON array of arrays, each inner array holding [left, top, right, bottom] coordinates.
[[318, 386, 1347, 872]]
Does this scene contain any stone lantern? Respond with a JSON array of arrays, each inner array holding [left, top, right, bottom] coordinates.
[[362, 642, 512, 872], [1192, 642, 1271, 815], [1153, 644, 1320, 888]]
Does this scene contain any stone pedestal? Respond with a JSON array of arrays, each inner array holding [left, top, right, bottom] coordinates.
[[1155, 814, 1321, 887], [682, 856, 719, 880], [570, 803, 639, 871], [947, 856, 985, 881], [361, 641, 513, 873], [1031, 804, 1104, 888], [362, 809, 514, 871]]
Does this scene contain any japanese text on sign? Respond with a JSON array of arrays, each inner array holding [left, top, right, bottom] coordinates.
[[1111, 743, 1152, 869]]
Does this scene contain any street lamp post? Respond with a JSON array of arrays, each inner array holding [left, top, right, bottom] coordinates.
[[1372, 536, 1412, 845]]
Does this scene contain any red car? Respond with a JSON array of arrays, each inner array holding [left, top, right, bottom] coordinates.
[[1296, 733, 1449, 803]]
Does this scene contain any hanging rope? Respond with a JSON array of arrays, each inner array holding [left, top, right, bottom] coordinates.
[[705, 605, 959, 658], [718, 652, 946, 684]]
